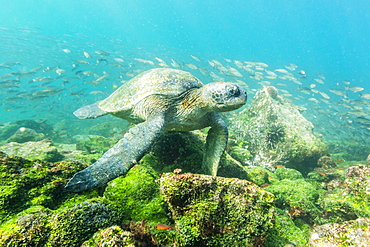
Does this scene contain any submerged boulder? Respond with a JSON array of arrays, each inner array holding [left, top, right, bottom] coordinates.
[[228, 86, 328, 174], [0, 119, 55, 142], [6, 127, 45, 143], [0, 139, 63, 162], [310, 217, 370, 246], [160, 172, 275, 246]]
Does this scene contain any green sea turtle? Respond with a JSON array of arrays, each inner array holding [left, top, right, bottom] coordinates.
[[65, 68, 246, 192]]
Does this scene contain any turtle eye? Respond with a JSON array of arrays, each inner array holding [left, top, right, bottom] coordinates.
[[228, 85, 240, 97]]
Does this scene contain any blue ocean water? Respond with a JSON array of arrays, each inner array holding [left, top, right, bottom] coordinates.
[[0, 0, 370, 147]]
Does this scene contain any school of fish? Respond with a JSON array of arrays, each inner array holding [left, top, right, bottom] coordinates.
[[0, 26, 369, 150]]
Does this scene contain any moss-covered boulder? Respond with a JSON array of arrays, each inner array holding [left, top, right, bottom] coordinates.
[[265, 208, 310, 247], [0, 206, 52, 246], [0, 151, 87, 222], [264, 178, 324, 224], [0, 139, 63, 162], [318, 164, 370, 224], [310, 217, 370, 246], [0, 119, 55, 142], [48, 200, 115, 246], [275, 167, 304, 180], [244, 166, 273, 186], [160, 173, 275, 246], [6, 127, 45, 143], [228, 86, 328, 174], [0, 200, 117, 247], [104, 164, 168, 224], [82, 226, 136, 247], [148, 131, 204, 174]]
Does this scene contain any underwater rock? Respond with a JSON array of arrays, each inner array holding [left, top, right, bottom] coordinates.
[[367, 154, 370, 165], [160, 173, 275, 246], [82, 226, 136, 247], [344, 164, 370, 197], [228, 86, 328, 174], [264, 178, 323, 224], [48, 200, 114, 246], [317, 155, 337, 169], [274, 167, 304, 180], [310, 217, 370, 246], [243, 166, 273, 186], [0, 138, 63, 162], [6, 127, 45, 143], [0, 119, 54, 141], [0, 206, 52, 246], [148, 131, 248, 178], [103, 164, 168, 223], [0, 151, 87, 221], [265, 208, 310, 247], [316, 165, 370, 224]]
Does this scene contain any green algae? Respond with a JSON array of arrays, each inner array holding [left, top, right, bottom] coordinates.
[[275, 167, 304, 180], [104, 164, 168, 224], [0, 151, 93, 222], [264, 178, 324, 224], [0, 206, 52, 247], [244, 166, 273, 186], [48, 199, 115, 246], [265, 208, 310, 247], [160, 173, 275, 246], [82, 225, 136, 247], [310, 217, 370, 246]]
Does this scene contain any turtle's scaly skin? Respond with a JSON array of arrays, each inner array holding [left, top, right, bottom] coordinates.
[[65, 68, 246, 192]]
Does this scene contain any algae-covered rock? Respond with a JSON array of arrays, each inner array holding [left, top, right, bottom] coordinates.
[[148, 131, 204, 174], [0, 206, 52, 246], [0, 152, 87, 222], [228, 86, 328, 174], [0, 119, 54, 142], [6, 127, 45, 143], [345, 164, 370, 197], [244, 166, 272, 186], [275, 167, 304, 180], [264, 178, 323, 224], [310, 217, 370, 246], [265, 208, 310, 247], [82, 226, 135, 247], [48, 200, 114, 246], [317, 155, 337, 169], [318, 164, 370, 224], [160, 173, 275, 246], [0, 139, 63, 162], [0, 201, 117, 247], [104, 164, 168, 224]]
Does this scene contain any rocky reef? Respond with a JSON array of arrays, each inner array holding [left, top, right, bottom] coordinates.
[[0, 88, 369, 246], [160, 172, 275, 246], [228, 86, 329, 174]]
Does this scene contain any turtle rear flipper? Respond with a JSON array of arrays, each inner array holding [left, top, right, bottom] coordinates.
[[65, 114, 165, 192], [73, 102, 108, 119]]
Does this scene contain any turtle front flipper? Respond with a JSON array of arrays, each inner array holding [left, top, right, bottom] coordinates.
[[65, 115, 165, 192], [202, 113, 228, 176], [74, 102, 108, 119]]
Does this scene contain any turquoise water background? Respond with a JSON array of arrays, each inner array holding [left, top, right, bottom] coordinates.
[[2, 0, 369, 79], [1, 0, 370, 147]]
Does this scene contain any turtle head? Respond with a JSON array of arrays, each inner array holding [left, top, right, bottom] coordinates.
[[202, 82, 247, 112]]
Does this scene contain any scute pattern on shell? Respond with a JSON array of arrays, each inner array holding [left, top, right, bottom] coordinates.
[[99, 68, 203, 113]]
